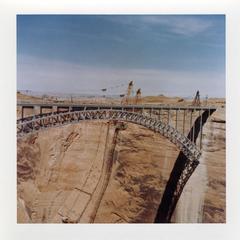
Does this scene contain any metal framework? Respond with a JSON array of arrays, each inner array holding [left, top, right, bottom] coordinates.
[[17, 109, 201, 162], [17, 102, 217, 150]]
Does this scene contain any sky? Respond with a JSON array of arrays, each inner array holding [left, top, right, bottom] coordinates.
[[17, 15, 225, 97]]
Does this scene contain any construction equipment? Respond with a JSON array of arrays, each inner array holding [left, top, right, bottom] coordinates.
[[192, 90, 201, 106], [121, 81, 134, 105], [135, 88, 142, 104]]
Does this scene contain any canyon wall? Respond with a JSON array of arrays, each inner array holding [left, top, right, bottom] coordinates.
[[17, 108, 225, 223], [172, 108, 225, 223], [17, 121, 179, 223]]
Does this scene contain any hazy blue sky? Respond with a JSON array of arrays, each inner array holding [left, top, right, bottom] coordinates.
[[17, 15, 225, 97]]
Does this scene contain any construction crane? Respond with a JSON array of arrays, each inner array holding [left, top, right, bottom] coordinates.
[[192, 90, 201, 106], [121, 81, 134, 105], [135, 88, 142, 104]]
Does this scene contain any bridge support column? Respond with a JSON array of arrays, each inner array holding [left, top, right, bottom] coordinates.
[[158, 109, 161, 121], [189, 110, 193, 141], [21, 106, 24, 119], [182, 110, 186, 135], [34, 106, 41, 116], [192, 111, 196, 144], [167, 109, 170, 125], [175, 110, 178, 130], [199, 110, 203, 149], [52, 106, 58, 114], [39, 107, 43, 115]]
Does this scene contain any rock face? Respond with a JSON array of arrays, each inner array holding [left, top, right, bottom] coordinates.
[[94, 123, 179, 223], [17, 108, 226, 223], [17, 121, 179, 223], [18, 122, 119, 223], [172, 108, 225, 223]]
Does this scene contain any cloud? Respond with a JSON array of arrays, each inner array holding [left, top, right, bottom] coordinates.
[[103, 15, 214, 37], [17, 55, 225, 97], [142, 16, 213, 36]]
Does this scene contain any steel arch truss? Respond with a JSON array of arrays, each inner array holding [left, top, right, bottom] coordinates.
[[17, 109, 201, 163]]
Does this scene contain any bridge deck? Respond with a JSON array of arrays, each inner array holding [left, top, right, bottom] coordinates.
[[17, 102, 217, 111]]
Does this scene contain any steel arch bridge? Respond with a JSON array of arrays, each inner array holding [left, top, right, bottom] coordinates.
[[17, 109, 201, 161], [17, 107, 216, 222]]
